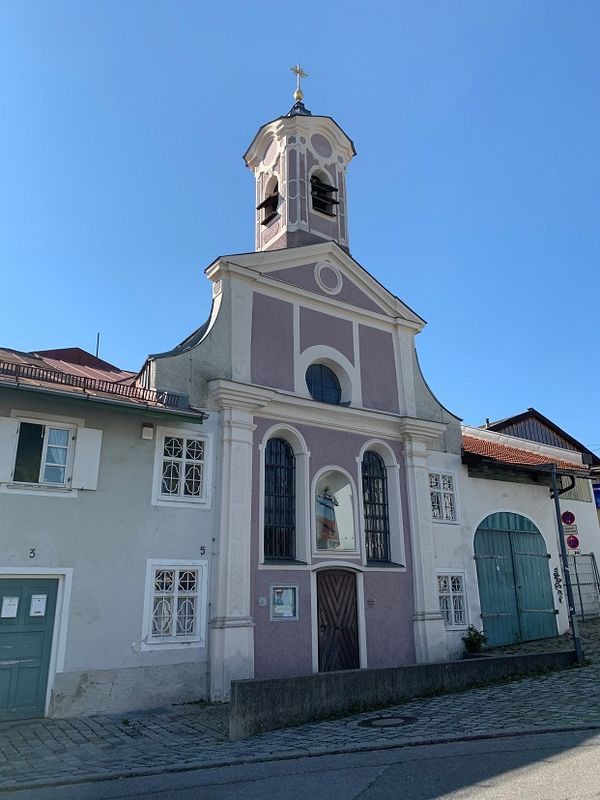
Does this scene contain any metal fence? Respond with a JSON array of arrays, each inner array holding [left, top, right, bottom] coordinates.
[[568, 553, 600, 620]]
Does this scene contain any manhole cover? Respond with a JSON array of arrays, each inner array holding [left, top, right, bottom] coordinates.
[[357, 715, 417, 728]]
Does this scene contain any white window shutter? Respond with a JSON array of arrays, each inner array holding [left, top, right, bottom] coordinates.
[[71, 428, 103, 490], [0, 418, 19, 482]]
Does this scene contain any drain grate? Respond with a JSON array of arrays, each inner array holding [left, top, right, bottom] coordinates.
[[357, 715, 417, 728]]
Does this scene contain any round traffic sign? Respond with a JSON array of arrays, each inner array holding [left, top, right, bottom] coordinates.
[[562, 511, 576, 526], [566, 534, 580, 550]]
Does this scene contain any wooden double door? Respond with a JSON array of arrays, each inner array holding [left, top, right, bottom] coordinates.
[[475, 513, 557, 647], [317, 570, 359, 672]]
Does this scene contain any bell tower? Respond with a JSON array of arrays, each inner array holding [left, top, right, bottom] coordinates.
[[243, 66, 356, 253]]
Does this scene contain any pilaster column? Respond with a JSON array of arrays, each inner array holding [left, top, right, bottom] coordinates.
[[207, 380, 274, 701], [400, 420, 448, 664]]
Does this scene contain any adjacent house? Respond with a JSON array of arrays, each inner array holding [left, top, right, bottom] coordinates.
[[0, 347, 215, 720]]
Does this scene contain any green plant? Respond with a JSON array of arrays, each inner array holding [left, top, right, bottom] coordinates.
[[462, 625, 487, 653]]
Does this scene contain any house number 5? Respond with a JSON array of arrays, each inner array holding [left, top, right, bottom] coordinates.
[[29, 548, 36, 559]]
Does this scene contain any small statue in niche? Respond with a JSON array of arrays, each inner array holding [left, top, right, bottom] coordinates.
[[316, 486, 340, 549]]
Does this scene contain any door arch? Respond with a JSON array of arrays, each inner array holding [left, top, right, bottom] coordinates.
[[474, 512, 557, 647]]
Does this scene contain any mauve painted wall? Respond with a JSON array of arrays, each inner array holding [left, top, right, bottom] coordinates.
[[300, 307, 354, 365], [268, 264, 382, 314], [359, 325, 400, 413], [253, 570, 313, 679], [251, 417, 415, 679], [363, 572, 416, 667], [251, 293, 294, 391]]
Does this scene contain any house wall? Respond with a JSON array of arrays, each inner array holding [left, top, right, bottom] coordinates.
[[0, 390, 217, 716], [428, 449, 571, 659]]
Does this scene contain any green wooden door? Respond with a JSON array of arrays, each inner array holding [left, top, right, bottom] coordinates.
[[0, 579, 58, 721], [475, 513, 557, 647]]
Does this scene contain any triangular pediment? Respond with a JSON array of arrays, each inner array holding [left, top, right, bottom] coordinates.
[[210, 242, 425, 330]]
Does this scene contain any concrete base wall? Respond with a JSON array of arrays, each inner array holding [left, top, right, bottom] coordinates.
[[50, 662, 208, 717], [229, 651, 576, 739]]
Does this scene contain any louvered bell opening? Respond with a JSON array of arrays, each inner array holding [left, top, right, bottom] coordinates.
[[310, 176, 339, 217], [257, 186, 279, 226]]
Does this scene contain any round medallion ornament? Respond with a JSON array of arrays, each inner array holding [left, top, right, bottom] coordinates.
[[311, 133, 333, 158], [314, 261, 343, 295]]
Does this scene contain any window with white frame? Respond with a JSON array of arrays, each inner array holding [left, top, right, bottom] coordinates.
[[438, 573, 466, 628], [429, 472, 457, 521], [13, 421, 73, 485], [160, 435, 206, 500], [0, 414, 102, 493], [149, 566, 202, 644]]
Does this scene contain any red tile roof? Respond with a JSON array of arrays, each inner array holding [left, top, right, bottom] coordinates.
[[462, 435, 588, 474]]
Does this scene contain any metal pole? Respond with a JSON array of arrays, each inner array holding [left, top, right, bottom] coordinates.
[[550, 464, 584, 663]]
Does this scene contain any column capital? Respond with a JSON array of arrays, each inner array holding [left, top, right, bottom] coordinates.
[[398, 417, 446, 447], [207, 380, 274, 413]]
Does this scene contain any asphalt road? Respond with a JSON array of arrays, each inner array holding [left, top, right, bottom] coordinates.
[[4, 730, 600, 800]]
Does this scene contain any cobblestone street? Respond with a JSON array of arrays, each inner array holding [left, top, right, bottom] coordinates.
[[1, 622, 600, 793]]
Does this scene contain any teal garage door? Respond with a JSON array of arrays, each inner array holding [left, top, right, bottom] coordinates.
[[0, 579, 58, 721], [474, 513, 557, 647]]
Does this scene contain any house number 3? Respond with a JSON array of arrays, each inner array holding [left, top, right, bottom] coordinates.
[[29, 548, 36, 559]]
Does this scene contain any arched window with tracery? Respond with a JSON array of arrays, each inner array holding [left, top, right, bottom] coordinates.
[[264, 438, 296, 560], [362, 451, 390, 562]]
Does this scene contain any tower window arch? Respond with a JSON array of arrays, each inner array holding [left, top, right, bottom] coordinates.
[[306, 363, 342, 405], [310, 171, 338, 217], [257, 176, 279, 226], [361, 451, 391, 563], [264, 437, 296, 560]]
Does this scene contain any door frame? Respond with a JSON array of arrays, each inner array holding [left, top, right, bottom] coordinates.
[[310, 564, 367, 673], [0, 568, 73, 716]]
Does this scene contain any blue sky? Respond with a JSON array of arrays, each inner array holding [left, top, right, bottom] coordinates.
[[1, 1, 598, 450]]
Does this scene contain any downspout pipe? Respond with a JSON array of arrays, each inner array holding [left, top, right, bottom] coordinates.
[[549, 464, 584, 664]]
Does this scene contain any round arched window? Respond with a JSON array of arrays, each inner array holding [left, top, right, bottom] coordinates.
[[305, 364, 341, 405]]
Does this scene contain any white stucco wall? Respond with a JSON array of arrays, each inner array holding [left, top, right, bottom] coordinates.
[[428, 449, 577, 659], [0, 389, 218, 716]]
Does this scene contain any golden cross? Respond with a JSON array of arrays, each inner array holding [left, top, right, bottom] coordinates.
[[290, 64, 308, 102]]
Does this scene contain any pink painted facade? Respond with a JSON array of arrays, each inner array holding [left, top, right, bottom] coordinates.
[[251, 418, 416, 680]]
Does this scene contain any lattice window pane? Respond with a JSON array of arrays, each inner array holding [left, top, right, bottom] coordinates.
[[429, 473, 441, 490], [431, 491, 442, 519], [186, 440, 204, 461], [178, 570, 197, 592], [164, 437, 183, 458], [442, 474, 454, 492], [439, 594, 452, 625], [154, 570, 174, 592], [451, 575, 463, 593], [152, 597, 173, 636], [438, 575, 449, 592], [443, 492, 456, 520], [184, 463, 203, 496], [161, 462, 180, 495], [453, 594, 465, 625], [176, 596, 197, 635]]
